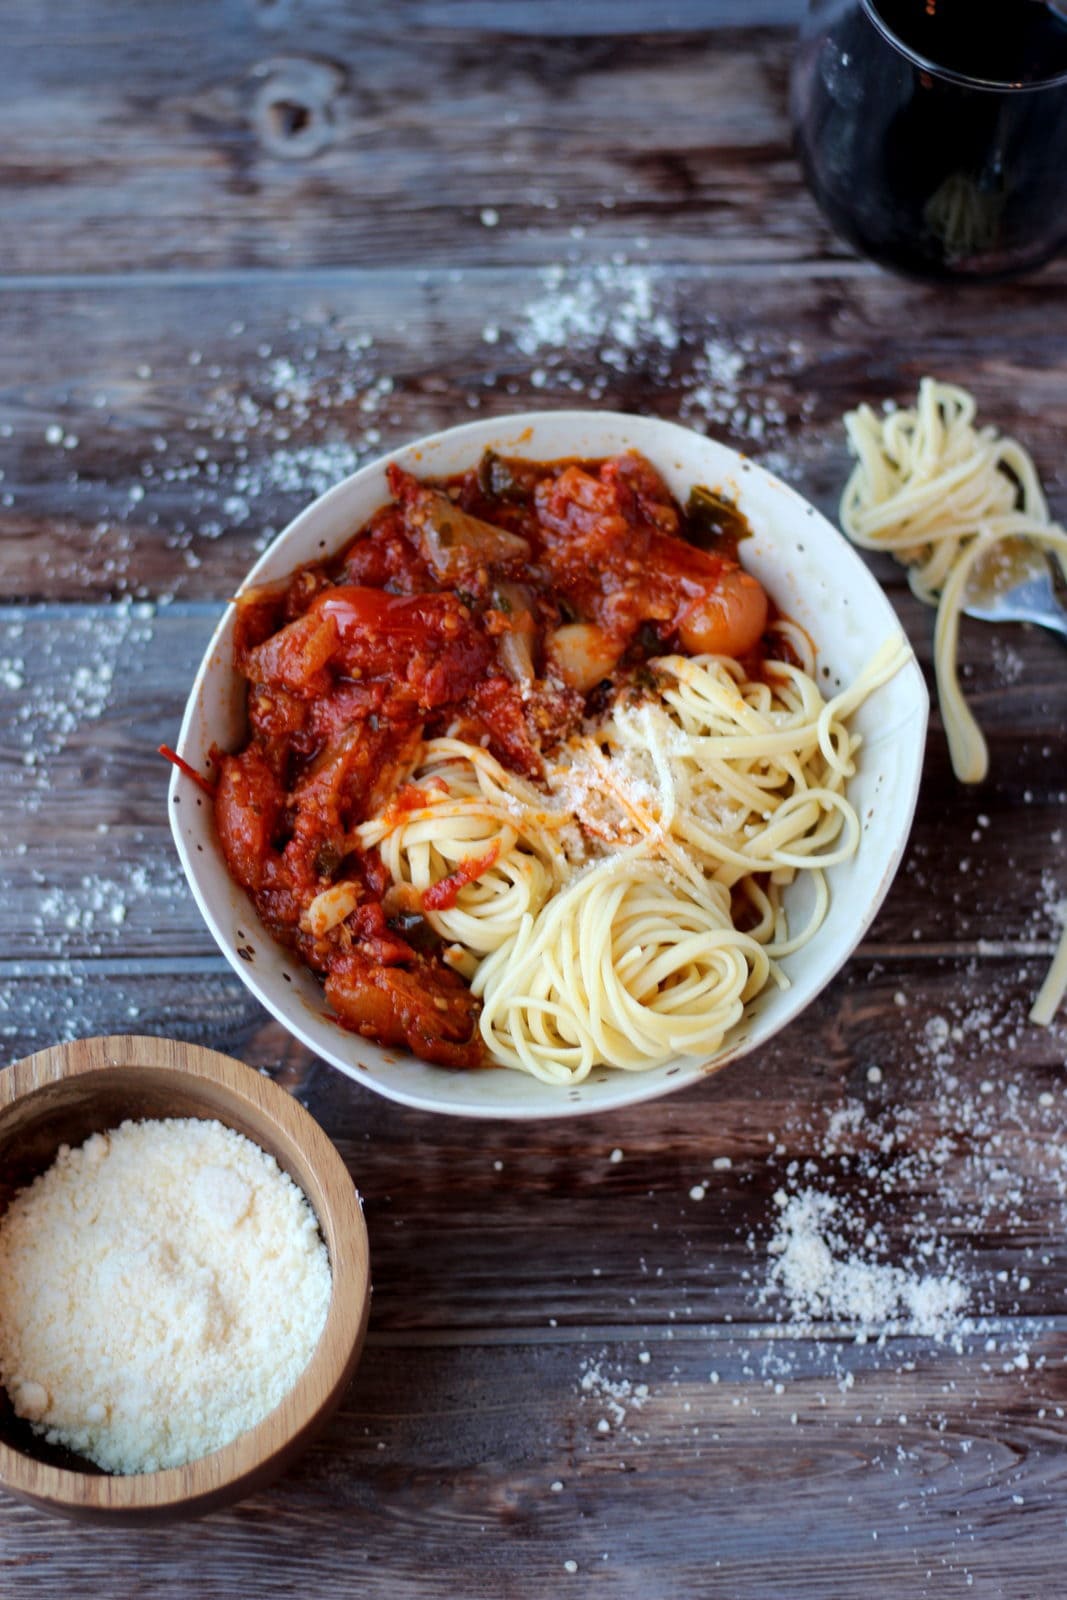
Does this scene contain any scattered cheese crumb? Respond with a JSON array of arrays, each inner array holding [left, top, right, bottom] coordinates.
[[765, 1188, 968, 1339]]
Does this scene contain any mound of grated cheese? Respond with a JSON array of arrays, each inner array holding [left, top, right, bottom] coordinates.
[[0, 1117, 332, 1475]]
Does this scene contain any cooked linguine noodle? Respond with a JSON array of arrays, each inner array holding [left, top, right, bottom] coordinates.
[[213, 445, 918, 1077], [840, 377, 1067, 1026], [360, 633, 912, 1083]]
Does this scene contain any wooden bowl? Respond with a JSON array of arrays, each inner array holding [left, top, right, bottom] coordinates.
[[0, 1035, 370, 1524]]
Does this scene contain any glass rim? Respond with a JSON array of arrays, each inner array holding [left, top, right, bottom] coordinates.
[[859, 0, 1067, 93]]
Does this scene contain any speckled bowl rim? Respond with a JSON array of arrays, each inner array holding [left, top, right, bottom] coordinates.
[[169, 411, 928, 1120]]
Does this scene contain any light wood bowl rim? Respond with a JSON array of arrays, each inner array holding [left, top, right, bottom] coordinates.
[[0, 1034, 370, 1522]]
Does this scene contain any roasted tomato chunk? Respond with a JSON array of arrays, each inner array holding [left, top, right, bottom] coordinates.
[[325, 950, 484, 1069], [211, 448, 772, 1072], [215, 749, 286, 894]]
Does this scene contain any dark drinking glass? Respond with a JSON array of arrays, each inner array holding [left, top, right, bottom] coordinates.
[[792, 0, 1067, 279]]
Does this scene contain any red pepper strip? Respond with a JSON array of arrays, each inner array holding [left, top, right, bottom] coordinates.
[[158, 744, 217, 799], [421, 842, 501, 913]]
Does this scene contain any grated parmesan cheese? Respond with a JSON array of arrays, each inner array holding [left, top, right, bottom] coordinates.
[[765, 1187, 969, 1340], [545, 736, 661, 858], [0, 1118, 331, 1475]]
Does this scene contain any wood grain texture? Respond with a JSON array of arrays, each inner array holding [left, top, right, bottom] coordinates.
[[4, 0, 1067, 1588], [1, 964, 1065, 1332], [0, 1036, 370, 1523], [2, 267, 1065, 603], [1, 4, 825, 275], [1, 1334, 1064, 1597], [1, 603, 1064, 961]]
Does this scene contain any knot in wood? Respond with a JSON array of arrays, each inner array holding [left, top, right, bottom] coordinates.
[[250, 56, 344, 160]]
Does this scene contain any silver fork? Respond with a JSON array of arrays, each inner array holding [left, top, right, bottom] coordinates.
[[963, 541, 1067, 640]]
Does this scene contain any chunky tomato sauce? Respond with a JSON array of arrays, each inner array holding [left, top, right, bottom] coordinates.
[[209, 450, 771, 1069]]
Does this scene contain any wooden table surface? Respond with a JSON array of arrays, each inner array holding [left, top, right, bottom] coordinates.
[[3, 3, 1067, 1594]]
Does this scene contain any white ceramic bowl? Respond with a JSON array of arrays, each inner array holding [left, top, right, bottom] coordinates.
[[169, 411, 927, 1120]]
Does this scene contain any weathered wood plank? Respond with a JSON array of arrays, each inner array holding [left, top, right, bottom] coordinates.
[[2, 958, 1065, 1333], [2, 267, 1065, 604], [0, 1332, 1063, 1597], [1, 602, 1063, 959], [1, 4, 833, 275], [4, 5, 1066, 1591], [379, 0, 808, 28]]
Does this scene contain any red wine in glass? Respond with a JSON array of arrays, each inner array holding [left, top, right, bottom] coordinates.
[[792, 0, 1067, 278]]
